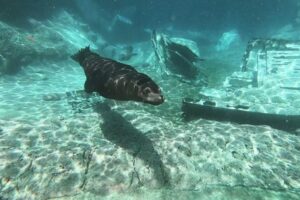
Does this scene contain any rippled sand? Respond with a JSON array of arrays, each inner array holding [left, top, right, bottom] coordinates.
[[0, 60, 300, 200]]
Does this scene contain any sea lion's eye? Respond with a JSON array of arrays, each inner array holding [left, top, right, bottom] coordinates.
[[143, 88, 151, 95]]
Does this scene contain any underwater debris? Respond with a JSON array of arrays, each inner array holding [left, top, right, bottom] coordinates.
[[182, 99, 300, 133], [211, 38, 300, 89], [241, 38, 300, 71], [184, 38, 300, 128], [166, 42, 199, 63], [151, 30, 207, 82]]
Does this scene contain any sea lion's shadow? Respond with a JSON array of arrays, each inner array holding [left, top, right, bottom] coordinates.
[[93, 102, 170, 187]]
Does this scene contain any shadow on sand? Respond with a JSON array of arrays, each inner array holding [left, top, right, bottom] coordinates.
[[93, 102, 170, 187]]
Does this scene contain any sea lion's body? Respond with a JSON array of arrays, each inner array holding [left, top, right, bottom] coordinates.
[[71, 47, 164, 105]]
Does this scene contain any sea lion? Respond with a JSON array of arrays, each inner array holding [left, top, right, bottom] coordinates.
[[71, 47, 164, 105]]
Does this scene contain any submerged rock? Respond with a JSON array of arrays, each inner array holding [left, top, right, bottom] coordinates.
[[215, 30, 241, 51], [0, 12, 100, 75]]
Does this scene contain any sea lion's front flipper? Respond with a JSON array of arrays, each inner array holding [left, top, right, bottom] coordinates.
[[84, 78, 95, 93]]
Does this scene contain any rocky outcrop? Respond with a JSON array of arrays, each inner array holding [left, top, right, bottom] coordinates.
[[0, 12, 102, 75]]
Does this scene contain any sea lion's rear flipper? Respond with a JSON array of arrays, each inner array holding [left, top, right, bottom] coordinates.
[[84, 78, 95, 93]]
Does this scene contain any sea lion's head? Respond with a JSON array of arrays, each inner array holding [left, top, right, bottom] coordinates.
[[71, 46, 93, 66], [136, 77, 164, 105]]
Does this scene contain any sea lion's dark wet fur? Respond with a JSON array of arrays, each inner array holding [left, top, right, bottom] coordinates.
[[71, 47, 164, 105]]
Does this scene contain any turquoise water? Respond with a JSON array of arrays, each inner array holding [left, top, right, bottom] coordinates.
[[0, 1, 300, 199]]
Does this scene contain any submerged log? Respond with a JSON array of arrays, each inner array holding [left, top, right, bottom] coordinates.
[[182, 100, 300, 132]]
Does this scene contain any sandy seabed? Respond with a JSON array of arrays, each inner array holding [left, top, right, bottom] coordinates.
[[0, 60, 300, 200]]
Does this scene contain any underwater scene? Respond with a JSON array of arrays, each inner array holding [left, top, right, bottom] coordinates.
[[0, 0, 300, 199]]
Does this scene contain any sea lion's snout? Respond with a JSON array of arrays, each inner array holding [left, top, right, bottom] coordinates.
[[146, 93, 164, 105], [139, 86, 164, 105]]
